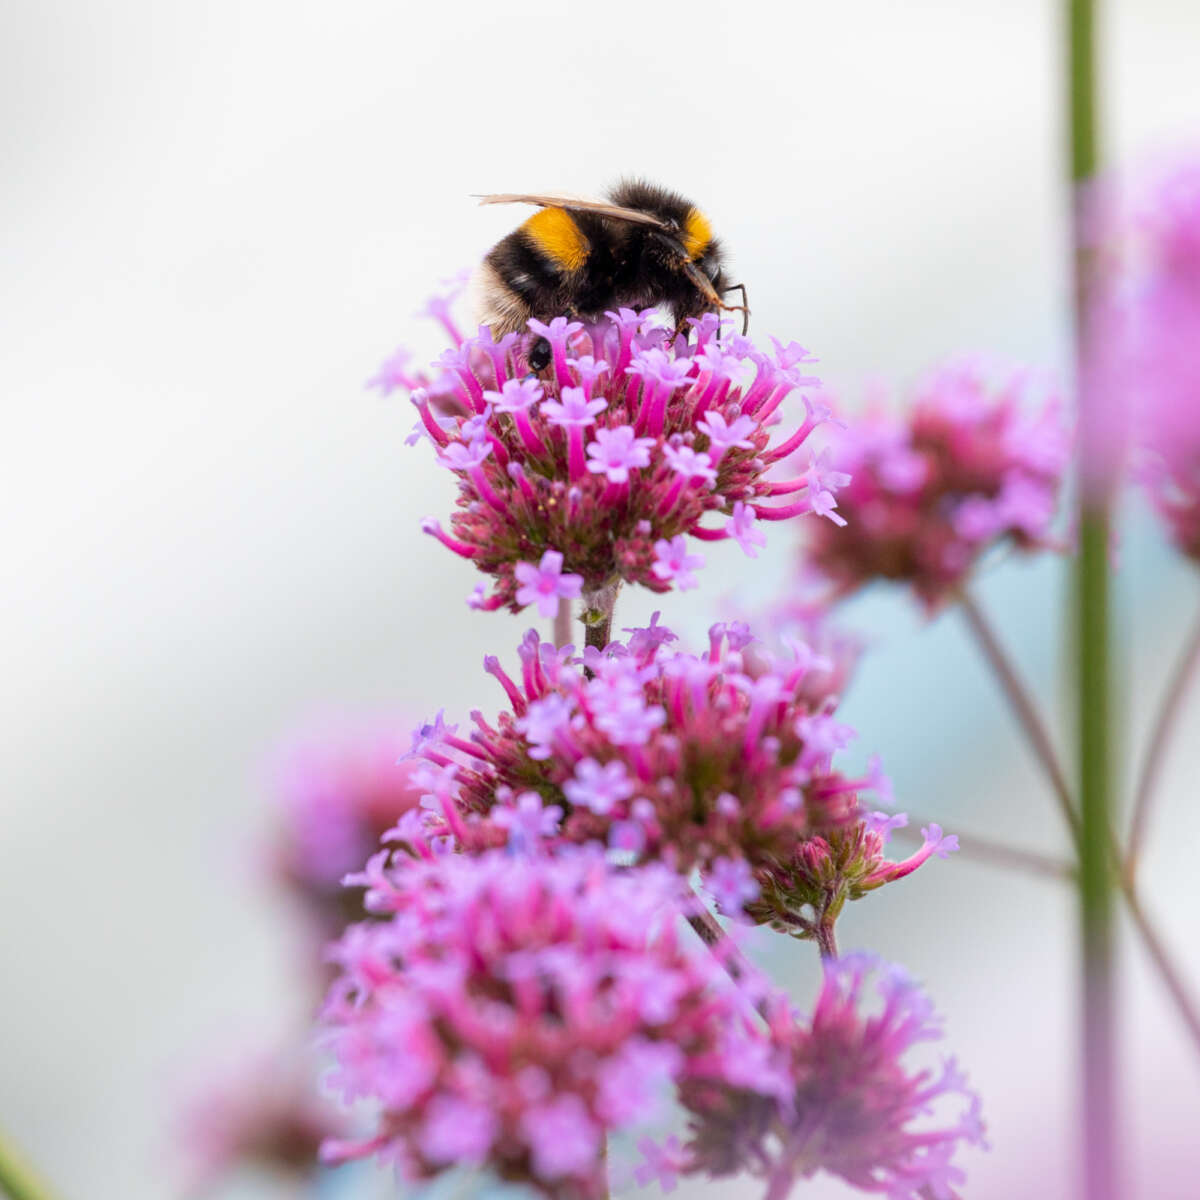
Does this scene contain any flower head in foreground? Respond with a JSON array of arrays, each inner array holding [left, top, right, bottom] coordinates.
[[1128, 159, 1200, 561], [271, 721, 424, 939], [677, 954, 984, 1199], [318, 848, 770, 1198], [390, 298, 839, 612], [177, 1045, 348, 1195], [798, 362, 1069, 612], [386, 620, 948, 938]]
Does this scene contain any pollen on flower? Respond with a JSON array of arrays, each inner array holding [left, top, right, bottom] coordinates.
[[796, 361, 1070, 611], [384, 294, 839, 614]]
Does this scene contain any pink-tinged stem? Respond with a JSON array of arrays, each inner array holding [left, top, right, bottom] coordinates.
[[1122, 880, 1200, 1051], [553, 596, 572, 650], [814, 916, 838, 961], [683, 887, 764, 1004], [958, 589, 1081, 848], [1126, 602, 1200, 870]]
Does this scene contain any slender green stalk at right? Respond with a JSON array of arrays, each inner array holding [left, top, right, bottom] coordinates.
[[1067, 2, 1118, 1197]]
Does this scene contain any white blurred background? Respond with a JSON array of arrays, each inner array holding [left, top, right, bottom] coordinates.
[[3, 1, 1199, 1197]]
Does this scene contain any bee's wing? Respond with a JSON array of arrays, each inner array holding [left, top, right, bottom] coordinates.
[[475, 192, 670, 229]]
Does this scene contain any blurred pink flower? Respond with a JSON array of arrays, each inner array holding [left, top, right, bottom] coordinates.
[[318, 847, 771, 1198], [679, 954, 984, 1199], [1128, 159, 1200, 560], [176, 1044, 348, 1195], [797, 362, 1069, 611], [271, 720, 424, 939]]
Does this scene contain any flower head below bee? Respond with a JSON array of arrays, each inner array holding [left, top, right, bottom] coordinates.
[[376, 618, 951, 940], [380, 292, 843, 613]]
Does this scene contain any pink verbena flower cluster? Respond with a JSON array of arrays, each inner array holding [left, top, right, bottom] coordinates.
[[673, 955, 984, 1200], [1129, 160, 1200, 561], [799, 362, 1069, 611], [380, 301, 842, 612], [388, 619, 952, 936], [319, 847, 772, 1198], [271, 722, 424, 940]]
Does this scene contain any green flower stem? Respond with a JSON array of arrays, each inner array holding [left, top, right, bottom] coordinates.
[[0, 1127, 61, 1200], [1075, 513, 1117, 1200], [1067, 0, 1118, 1195]]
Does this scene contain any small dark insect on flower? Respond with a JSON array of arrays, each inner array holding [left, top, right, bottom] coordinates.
[[469, 180, 750, 370]]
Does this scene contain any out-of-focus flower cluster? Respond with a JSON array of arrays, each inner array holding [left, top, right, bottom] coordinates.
[[375, 296, 846, 613], [674, 955, 984, 1199], [177, 1047, 349, 1196], [271, 722, 424, 942], [798, 362, 1069, 611], [319, 847, 771, 1198], [1127, 160, 1200, 561], [385, 618, 954, 937]]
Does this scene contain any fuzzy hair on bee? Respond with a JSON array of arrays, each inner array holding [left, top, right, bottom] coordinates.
[[468, 180, 748, 369]]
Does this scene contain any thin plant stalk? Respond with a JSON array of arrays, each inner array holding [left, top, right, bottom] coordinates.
[[960, 587, 1200, 1059], [0, 1127, 60, 1200], [553, 595, 573, 649], [582, 582, 620, 655], [958, 589, 1080, 847], [814, 918, 838, 961], [1126, 603, 1200, 870], [1068, 1, 1118, 1196]]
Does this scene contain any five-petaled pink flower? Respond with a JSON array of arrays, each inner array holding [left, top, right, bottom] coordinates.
[[652, 536, 705, 590], [514, 550, 584, 617]]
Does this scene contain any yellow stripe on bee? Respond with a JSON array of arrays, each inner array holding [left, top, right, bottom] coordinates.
[[523, 207, 590, 272], [682, 208, 713, 259]]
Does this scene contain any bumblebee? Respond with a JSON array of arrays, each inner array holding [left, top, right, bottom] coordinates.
[[469, 180, 748, 369]]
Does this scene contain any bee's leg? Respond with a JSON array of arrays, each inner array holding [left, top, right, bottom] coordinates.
[[527, 337, 552, 372], [720, 284, 750, 336]]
